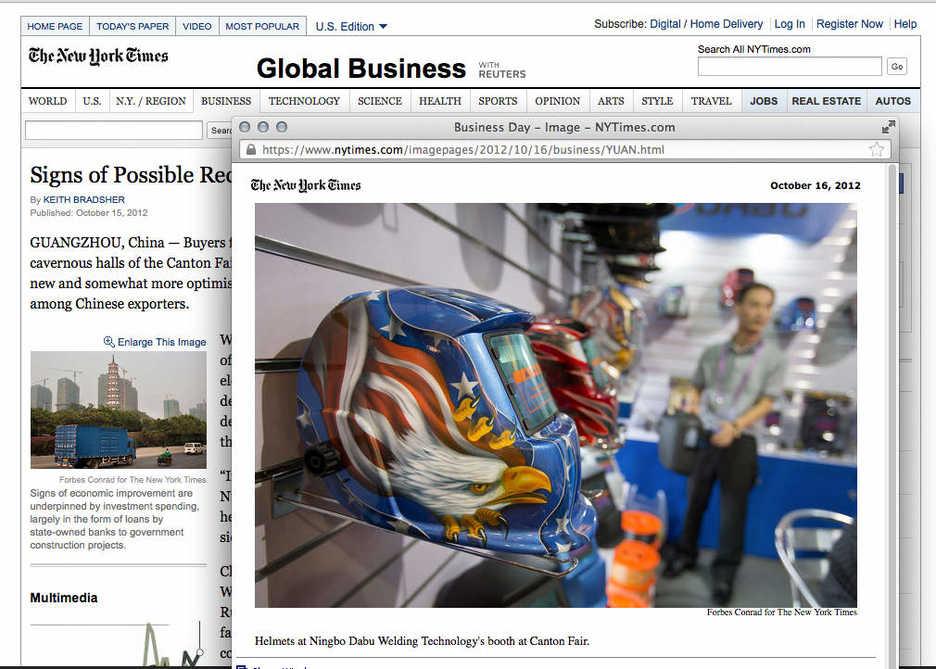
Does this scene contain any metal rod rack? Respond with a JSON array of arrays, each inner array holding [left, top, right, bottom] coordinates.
[[255, 358, 302, 374], [254, 457, 303, 485], [271, 490, 581, 580], [255, 519, 353, 582]]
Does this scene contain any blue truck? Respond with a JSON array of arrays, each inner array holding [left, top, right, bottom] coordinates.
[[54, 425, 136, 468]]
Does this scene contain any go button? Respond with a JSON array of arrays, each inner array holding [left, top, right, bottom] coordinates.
[[887, 57, 908, 75]]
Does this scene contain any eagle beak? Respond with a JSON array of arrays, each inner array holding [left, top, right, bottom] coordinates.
[[486, 466, 551, 506]]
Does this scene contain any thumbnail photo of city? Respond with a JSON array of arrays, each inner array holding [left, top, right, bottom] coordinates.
[[30, 350, 208, 470]]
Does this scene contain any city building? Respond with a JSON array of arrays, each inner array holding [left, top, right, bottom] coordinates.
[[104, 356, 121, 407], [122, 381, 139, 412], [97, 373, 107, 408], [30, 384, 52, 411], [98, 358, 139, 411], [164, 398, 180, 418], [98, 357, 139, 411], [188, 401, 207, 422], [55, 377, 79, 411]]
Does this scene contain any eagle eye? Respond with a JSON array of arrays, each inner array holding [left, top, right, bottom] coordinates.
[[470, 482, 490, 495]]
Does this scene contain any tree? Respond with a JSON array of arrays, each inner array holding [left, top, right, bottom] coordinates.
[[31, 408, 55, 437], [31, 406, 164, 438]]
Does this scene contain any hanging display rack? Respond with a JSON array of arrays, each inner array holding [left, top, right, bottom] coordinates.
[[269, 481, 583, 580]]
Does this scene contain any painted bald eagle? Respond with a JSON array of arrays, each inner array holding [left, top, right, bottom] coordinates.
[[298, 291, 563, 550], [386, 426, 551, 543]]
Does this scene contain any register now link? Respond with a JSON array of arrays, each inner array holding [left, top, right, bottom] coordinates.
[[256, 141, 666, 159]]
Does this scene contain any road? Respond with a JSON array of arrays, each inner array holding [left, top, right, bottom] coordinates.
[[31, 445, 207, 470]]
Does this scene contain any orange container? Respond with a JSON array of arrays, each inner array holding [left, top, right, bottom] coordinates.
[[608, 539, 660, 589], [620, 510, 663, 549], [607, 577, 656, 608]]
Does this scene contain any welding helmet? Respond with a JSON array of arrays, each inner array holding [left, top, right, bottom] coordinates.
[[657, 285, 689, 318], [296, 287, 597, 556], [800, 393, 844, 453], [572, 286, 643, 374], [609, 253, 660, 270], [720, 268, 755, 309], [607, 253, 661, 284], [528, 317, 620, 450], [538, 203, 674, 218], [587, 218, 667, 255], [538, 203, 672, 254], [775, 296, 818, 332], [608, 286, 646, 370]]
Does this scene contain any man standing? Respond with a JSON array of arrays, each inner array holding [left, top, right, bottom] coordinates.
[[663, 282, 787, 605]]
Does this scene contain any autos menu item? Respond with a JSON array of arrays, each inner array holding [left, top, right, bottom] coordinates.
[[295, 287, 597, 556]]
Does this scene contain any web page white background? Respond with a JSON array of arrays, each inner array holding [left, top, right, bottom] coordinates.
[[5, 2, 932, 666], [231, 160, 894, 667], [19, 145, 229, 664]]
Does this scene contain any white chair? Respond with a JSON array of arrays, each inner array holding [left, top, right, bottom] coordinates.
[[774, 508, 855, 608]]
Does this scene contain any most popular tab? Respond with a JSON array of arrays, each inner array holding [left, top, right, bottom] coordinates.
[[221, 17, 305, 35]]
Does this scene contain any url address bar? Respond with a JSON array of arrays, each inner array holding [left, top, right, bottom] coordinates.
[[240, 139, 891, 161]]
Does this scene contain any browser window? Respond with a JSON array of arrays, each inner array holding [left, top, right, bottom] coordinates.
[[13, 3, 925, 668], [227, 14, 908, 668]]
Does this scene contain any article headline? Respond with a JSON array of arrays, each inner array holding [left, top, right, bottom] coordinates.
[[30, 164, 231, 188]]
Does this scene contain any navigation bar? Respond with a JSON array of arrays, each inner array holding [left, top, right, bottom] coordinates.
[[20, 12, 922, 36], [22, 16, 308, 36], [21, 88, 921, 114]]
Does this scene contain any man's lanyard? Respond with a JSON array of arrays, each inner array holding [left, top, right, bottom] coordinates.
[[715, 340, 765, 406]]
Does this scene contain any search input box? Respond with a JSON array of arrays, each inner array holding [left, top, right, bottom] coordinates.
[[698, 56, 882, 77], [24, 120, 203, 140]]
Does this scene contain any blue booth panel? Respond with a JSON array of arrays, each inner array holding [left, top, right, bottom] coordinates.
[[659, 203, 849, 243], [615, 440, 857, 558]]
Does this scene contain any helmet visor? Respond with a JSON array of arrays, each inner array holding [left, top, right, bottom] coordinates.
[[581, 337, 612, 388], [488, 332, 559, 434]]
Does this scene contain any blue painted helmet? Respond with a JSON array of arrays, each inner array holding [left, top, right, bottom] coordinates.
[[296, 287, 597, 556], [775, 296, 818, 332]]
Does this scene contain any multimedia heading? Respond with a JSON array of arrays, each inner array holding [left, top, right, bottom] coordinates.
[[257, 57, 467, 79]]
